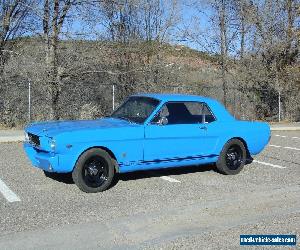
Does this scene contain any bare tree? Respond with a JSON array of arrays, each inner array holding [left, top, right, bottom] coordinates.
[[231, 0, 300, 120], [0, 0, 34, 127], [1, 0, 299, 127], [0, 0, 32, 74], [218, 0, 228, 107], [232, 0, 251, 59], [42, 0, 75, 119], [184, 0, 238, 107], [84, 0, 180, 100]]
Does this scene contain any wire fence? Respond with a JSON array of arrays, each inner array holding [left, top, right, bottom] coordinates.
[[5, 81, 297, 127]]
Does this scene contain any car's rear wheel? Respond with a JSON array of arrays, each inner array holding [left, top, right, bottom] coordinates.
[[216, 139, 246, 175], [72, 148, 114, 193]]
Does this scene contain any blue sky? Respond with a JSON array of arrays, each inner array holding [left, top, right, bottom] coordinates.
[[175, 2, 212, 50]]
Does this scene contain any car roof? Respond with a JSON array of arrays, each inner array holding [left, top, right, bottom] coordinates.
[[133, 93, 215, 103], [132, 93, 235, 122]]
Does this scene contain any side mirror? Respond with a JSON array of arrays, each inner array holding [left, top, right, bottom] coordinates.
[[158, 116, 168, 126]]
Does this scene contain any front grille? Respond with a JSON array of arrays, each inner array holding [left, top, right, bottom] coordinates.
[[28, 133, 40, 147]]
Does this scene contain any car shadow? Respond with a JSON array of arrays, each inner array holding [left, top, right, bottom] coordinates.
[[44, 172, 74, 184], [45, 164, 218, 188], [113, 163, 217, 185]]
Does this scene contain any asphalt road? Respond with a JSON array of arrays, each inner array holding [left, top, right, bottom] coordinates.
[[0, 131, 299, 249]]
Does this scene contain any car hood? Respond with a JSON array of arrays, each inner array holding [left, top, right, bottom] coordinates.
[[25, 118, 136, 137]]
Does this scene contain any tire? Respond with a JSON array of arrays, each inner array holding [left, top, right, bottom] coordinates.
[[72, 148, 115, 193], [216, 139, 246, 175]]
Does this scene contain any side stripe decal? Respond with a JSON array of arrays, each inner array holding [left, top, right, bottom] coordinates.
[[141, 154, 218, 164], [119, 154, 218, 167]]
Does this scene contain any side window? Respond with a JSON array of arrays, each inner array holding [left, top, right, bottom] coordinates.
[[185, 102, 203, 116], [151, 102, 216, 125], [202, 104, 216, 123]]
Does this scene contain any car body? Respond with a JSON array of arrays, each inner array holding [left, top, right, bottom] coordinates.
[[24, 94, 270, 192]]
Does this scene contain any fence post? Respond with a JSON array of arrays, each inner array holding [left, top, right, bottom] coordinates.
[[28, 80, 31, 122], [278, 90, 281, 122], [112, 84, 115, 111]]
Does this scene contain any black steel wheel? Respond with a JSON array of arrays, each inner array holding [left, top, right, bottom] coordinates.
[[216, 139, 247, 175], [72, 148, 115, 193], [82, 156, 109, 188], [225, 145, 243, 170]]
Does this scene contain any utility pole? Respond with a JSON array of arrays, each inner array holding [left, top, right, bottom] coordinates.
[[278, 90, 281, 122], [112, 84, 115, 111], [28, 80, 31, 122]]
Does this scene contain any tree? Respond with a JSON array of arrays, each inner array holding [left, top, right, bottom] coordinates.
[[42, 0, 75, 119], [0, 1, 34, 127], [218, 0, 228, 107], [84, 0, 180, 100], [184, 0, 237, 107], [0, 0, 32, 74], [232, 0, 300, 120]]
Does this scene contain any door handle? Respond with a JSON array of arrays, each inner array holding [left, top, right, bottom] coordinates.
[[199, 126, 207, 130]]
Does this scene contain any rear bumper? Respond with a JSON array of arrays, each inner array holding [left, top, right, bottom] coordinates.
[[24, 142, 60, 172]]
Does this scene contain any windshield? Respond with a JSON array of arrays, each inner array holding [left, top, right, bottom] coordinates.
[[110, 96, 160, 124]]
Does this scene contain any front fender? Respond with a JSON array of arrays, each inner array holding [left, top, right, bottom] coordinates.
[[61, 139, 144, 173]]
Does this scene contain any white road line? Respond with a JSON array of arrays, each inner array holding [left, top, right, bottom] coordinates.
[[253, 160, 286, 169], [0, 178, 21, 202], [160, 176, 181, 183], [284, 146, 300, 151], [274, 134, 299, 139], [148, 171, 181, 183], [274, 134, 287, 138], [269, 144, 300, 151]]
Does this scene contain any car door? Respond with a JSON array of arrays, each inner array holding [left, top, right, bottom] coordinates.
[[143, 101, 218, 163]]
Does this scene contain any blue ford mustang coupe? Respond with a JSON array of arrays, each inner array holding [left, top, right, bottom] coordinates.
[[24, 94, 270, 192]]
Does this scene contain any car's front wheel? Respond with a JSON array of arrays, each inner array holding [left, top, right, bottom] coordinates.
[[72, 148, 115, 193], [216, 139, 246, 175]]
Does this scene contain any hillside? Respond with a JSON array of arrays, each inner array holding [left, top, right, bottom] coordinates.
[[0, 37, 299, 127]]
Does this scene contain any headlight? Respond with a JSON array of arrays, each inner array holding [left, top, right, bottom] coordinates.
[[49, 138, 56, 151]]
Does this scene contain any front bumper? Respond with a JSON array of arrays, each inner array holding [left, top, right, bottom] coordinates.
[[24, 142, 59, 172]]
